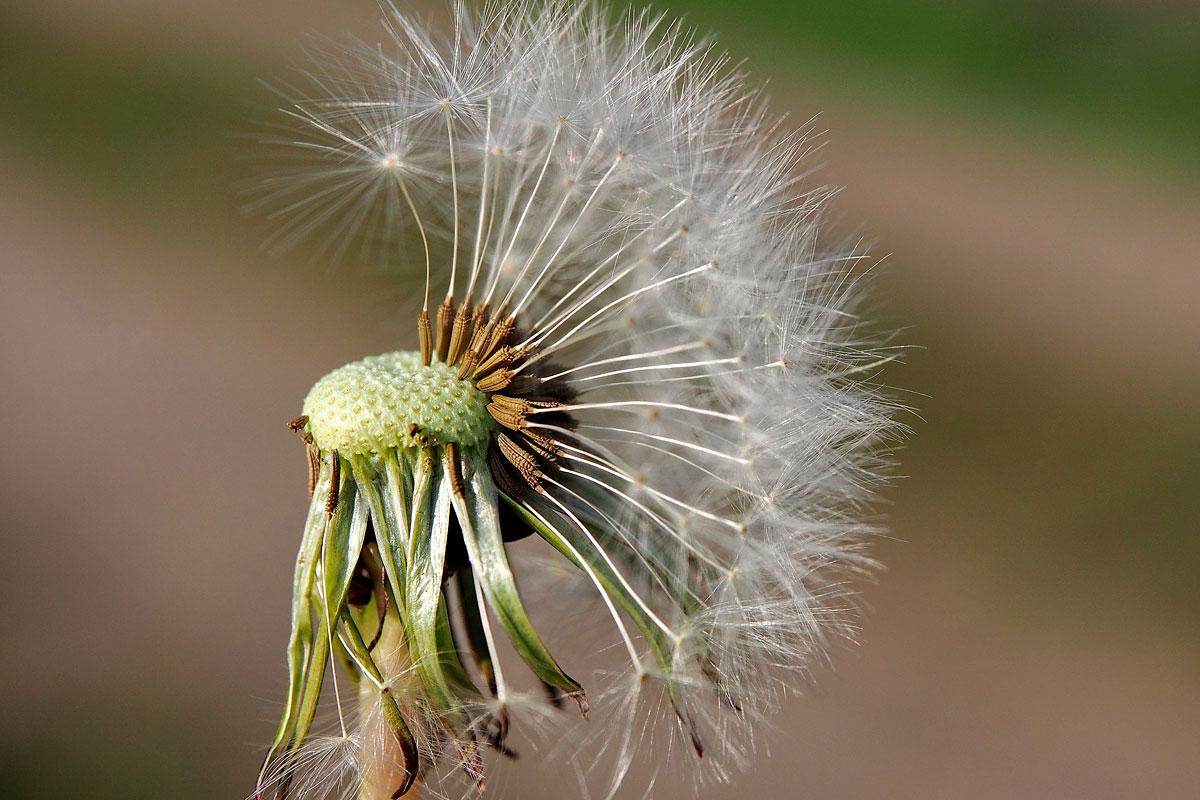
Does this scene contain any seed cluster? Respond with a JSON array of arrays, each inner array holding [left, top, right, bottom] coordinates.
[[423, 298, 576, 496]]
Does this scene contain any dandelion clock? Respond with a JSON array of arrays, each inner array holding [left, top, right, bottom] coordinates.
[[252, 2, 902, 798]]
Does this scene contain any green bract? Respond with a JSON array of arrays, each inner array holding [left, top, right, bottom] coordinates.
[[262, 341, 592, 800]]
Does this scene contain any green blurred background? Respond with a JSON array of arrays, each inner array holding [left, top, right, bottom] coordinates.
[[2, 1, 1197, 797]]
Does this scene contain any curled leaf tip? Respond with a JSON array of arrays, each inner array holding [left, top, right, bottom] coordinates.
[[570, 690, 590, 719]]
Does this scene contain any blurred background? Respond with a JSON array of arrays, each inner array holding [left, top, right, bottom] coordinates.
[[2, 1, 1197, 797]]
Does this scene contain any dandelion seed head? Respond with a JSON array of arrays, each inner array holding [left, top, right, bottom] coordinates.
[[253, 1, 904, 797]]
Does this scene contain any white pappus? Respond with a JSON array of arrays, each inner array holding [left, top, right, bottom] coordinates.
[[252, 2, 902, 799]]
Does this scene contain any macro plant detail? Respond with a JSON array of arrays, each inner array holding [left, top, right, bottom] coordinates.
[[254, 2, 899, 799]]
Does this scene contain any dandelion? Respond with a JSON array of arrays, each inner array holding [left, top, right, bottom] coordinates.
[[254, 1, 900, 798]]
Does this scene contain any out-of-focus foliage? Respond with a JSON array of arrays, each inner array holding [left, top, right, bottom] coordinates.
[[678, 0, 1200, 177]]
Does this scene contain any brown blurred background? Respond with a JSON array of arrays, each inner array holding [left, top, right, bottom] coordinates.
[[2, 1, 1197, 798]]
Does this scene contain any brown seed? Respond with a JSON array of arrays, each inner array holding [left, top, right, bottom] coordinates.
[[486, 394, 532, 428], [496, 432, 543, 492], [467, 305, 492, 352], [288, 415, 315, 446], [522, 429, 562, 461], [435, 297, 456, 363], [475, 369, 514, 392], [326, 451, 341, 516], [487, 400, 526, 431], [458, 306, 493, 378], [489, 394, 529, 411], [446, 301, 474, 366], [457, 349, 479, 379], [417, 308, 432, 366], [482, 315, 516, 361], [445, 442, 466, 499], [305, 443, 320, 499], [488, 445, 526, 498], [469, 302, 489, 335], [472, 345, 517, 378]]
